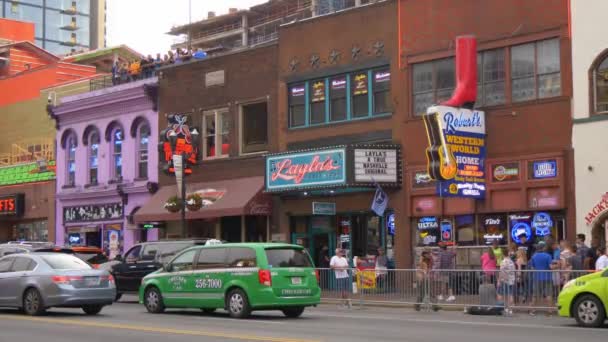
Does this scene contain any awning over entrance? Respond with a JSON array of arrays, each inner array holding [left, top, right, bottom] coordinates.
[[134, 176, 271, 223]]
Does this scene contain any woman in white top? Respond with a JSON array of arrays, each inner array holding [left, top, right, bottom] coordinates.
[[595, 247, 608, 271], [330, 248, 351, 308]]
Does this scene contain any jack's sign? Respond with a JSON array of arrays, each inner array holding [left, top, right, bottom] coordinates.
[[423, 106, 487, 199]]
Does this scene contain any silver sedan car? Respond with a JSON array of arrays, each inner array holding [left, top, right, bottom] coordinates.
[[0, 253, 116, 315]]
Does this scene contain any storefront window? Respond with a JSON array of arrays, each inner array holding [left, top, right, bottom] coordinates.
[[112, 128, 123, 180], [480, 214, 507, 245], [366, 216, 381, 252], [330, 76, 347, 121], [415, 216, 440, 246], [17, 221, 48, 241], [245, 216, 267, 242], [351, 71, 369, 118], [89, 131, 99, 184], [289, 84, 306, 127], [309, 79, 326, 124], [67, 135, 77, 186], [509, 212, 559, 245], [138, 124, 150, 179], [454, 215, 474, 245]]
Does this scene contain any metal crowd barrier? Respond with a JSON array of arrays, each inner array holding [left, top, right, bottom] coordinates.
[[316, 268, 593, 312]]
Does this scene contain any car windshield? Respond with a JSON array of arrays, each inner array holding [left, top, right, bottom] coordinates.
[[265, 248, 313, 268], [41, 254, 92, 270], [75, 253, 108, 264]]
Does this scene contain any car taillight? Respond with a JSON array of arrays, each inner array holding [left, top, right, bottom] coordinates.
[[315, 270, 320, 284], [51, 275, 83, 284], [258, 269, 272, 286], [107, 274, 115, 285]]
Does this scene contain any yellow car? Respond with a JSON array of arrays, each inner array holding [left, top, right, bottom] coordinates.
[[557, 269, 608, 327]]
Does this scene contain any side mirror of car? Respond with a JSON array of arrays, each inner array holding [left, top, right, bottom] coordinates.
[[114, 255, 123, 262], [164, 264, 173, 273]]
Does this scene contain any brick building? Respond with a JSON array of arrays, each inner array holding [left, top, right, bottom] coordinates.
[[266, 0, 573, 268], [269, 1, 402, 267], [400, 0, 573, 266], [134, 45, 278, 242]]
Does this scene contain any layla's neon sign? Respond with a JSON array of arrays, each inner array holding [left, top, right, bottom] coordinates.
[[271, 156, 340, 184], [266, 149, 346, 191]]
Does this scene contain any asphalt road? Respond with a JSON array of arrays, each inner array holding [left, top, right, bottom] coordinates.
[[0, 296, 605, 342]]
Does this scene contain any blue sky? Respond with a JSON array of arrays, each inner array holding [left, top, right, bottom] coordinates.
[[106, 0, 266, 55]]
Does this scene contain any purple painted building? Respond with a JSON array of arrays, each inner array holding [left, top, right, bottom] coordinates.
[[51, 78, 159, 257]]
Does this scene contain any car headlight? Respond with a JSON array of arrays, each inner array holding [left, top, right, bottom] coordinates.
[[562, 279, 575, 290]]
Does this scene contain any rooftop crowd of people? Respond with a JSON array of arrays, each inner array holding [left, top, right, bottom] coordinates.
[[111, 47, 208, 85]]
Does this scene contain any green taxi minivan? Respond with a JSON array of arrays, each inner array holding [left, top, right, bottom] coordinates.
[[139, 243, 321, 318]]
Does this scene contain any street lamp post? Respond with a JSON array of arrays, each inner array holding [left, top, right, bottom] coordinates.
[[167, 127, 199, 238]]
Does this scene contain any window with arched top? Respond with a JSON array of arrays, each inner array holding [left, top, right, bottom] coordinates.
[[89, 131, 100, 184], [67, 135, 77, 186], [112, 128, 123, 180], [592, 52, 608, 114], [137, 124, 150, 179]]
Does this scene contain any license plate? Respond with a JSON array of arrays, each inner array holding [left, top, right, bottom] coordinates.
[[291, 277, 302, 285], [86, 277, 100, 286]]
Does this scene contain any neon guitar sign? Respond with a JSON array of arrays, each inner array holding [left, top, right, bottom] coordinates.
[[422, 36, 487, 199], [423, 113, 457, 181]]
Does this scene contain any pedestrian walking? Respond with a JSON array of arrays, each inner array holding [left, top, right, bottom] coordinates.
[[330, 248, 351, 308], [437, 243, 456, 302], [595, 246, 608, 271], [498, 248, 515, 315], [515, 248, 528, 304], [415, 250, 439, 311], [375, 247, 388, 291], [491, 240, 504, 266], [481, 247, 497, 284], [529, 242, 553, 315], [111, 61, 119, 85]]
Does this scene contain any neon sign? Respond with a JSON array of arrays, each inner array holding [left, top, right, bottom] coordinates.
[[266, 148, 346, 191], [511, 222, 532, 244], [0, 194, 24, 216], [160, 114, 199, 175], [532, 212, 553, 237]]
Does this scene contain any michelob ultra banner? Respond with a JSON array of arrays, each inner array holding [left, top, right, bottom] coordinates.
[[423, 105, 486, 199]]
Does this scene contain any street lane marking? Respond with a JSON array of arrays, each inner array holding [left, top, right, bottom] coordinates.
[[311, 312, 605, 331], [1, 315, 321, 342]]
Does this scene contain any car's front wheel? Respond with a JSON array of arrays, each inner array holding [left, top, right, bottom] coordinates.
[[282, 307, 305, 318], [227, 289, 251, 318], [82, 305, 104, 315], [22, 288, 46, 316], [144, 287, 165, 314], [573, 294, 606, 328]]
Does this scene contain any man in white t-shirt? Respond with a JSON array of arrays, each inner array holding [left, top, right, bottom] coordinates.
[[595, 246, 608, 271], [330, 248, 351, 308]]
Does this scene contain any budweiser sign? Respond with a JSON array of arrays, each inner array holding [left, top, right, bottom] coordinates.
[[266, 148, 346, 191]]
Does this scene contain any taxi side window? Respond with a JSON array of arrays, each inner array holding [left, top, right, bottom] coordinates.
[[170, 249, 197, 272], [195, 248, 227, 269], [157, 243, 191, 264], [227, 247, 257, 268], [125, 245, 142, 263]]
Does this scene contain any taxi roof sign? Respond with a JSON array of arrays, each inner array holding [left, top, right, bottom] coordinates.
[[205, 239, 222, 246]]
